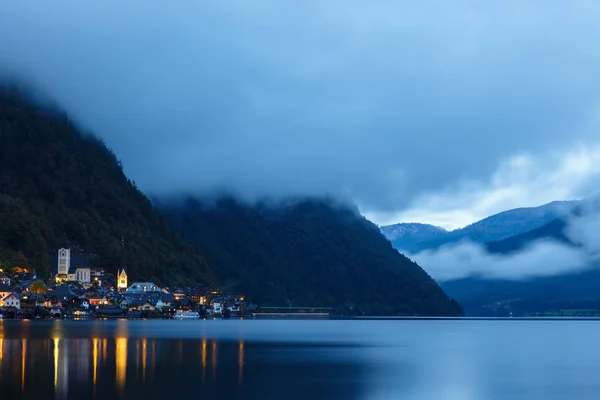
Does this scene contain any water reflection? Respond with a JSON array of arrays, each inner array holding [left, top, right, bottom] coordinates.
[[21, 338, 26, 389], [0, 320, 367, 400], [238, 340, 244, 384], [115, 337, 127, 395], [92, 338, 98, 386]]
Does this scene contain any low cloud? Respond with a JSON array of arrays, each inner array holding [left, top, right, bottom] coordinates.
[[368, 147, 600, 230], [412, 207, 600, 281], [2, 2, 600, 221]]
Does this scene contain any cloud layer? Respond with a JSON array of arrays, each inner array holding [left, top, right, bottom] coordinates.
[[413, 207, 600, 281], [2, 2, 600, 225]]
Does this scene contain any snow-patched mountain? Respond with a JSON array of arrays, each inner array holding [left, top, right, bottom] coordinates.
[[379, 223, 449, 253], [381, 200, 577, 254]]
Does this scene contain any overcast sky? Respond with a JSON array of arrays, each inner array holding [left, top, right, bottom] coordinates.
[[2, 1, 600, 229]]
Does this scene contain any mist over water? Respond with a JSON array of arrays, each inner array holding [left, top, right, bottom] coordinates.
[[2, 319, 600, 399]]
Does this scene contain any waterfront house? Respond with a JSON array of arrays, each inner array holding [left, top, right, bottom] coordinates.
[[45, 286, 79, 308], [3, 293, 20, 309], [19, 294, 44, 310], [212, 301, 223, 315], [176, 298, 193, 310]]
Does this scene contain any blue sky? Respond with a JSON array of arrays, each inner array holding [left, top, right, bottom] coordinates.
[[2, 1, 600, 229]]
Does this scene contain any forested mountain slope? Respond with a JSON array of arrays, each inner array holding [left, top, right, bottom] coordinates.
[[160, 197, 464, 316], [0, 86, 214, 285]]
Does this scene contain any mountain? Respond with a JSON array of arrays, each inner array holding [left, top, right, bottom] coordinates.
[[0, 86, 215, 285], [381, 200, 577, 253], [441, 202, 600, 316], [159, 197, 464, 316], [379, 223, 449, 253]]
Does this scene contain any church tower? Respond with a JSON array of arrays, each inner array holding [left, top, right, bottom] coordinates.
[[117, 237, 128, 292], [57, 248, 70, 275]]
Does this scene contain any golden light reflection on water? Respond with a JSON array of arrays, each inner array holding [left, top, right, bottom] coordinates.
[[1, 327, 254, 395], [21, 339, 26, 389], [142, 339, 147, 382], [102, 338, 108, 364], [115, 337, 128, 394], [212, 340, 217, 382], [238, 341, 244, 385], [53, 338, 59, 388], [152, 340, 156, 377], [202, 339, 207, 383], [92, 338, 99, 386]]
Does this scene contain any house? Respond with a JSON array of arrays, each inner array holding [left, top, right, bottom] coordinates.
[[75, 268, 91, 283], [176, 298, 193, 310], [172, 289, 186, 301], [19, 294, 44, 310], [50, 306, 62, 318], [82, 287, 100, 299], [227, 302, 242, 313], [45, 286, 78, 308], [0, 283, 14, 302], [88, 296, 107, 306], [3, 293, 21, 309], [160, 293, 174, 308], [119, 298, 129, 309], [128, 298, 155, 311], [212, 301, 223, 315], [126, 282, 161, 293], [17, 280, 34, 293], [0, 271, 10, 286]]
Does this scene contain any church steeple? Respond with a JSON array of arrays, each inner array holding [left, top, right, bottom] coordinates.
[[120, 237, 125, 270], [117, 237, 128, 292]]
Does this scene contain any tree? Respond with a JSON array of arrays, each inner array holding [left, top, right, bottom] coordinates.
[[29, 280, 47, 294]]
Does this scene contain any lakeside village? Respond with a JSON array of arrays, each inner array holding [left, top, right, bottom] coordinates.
[[0, 247, 257, 320]]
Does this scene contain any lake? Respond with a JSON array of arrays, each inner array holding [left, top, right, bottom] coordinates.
[[1, 319, 599, 399]]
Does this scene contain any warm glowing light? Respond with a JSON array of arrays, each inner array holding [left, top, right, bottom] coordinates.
[[152, 340, 156, 377], [142, 339, 147, 381], [0, 338, 3, 364], [201, 339, 207, 383], [53, 338, 60, 388], [115, 338, 128, 393], [102, 339, 108, 364], [92, 338, 99, 386], [21, 339, 26, 389], [238, 341, 244, 385], [212, 340, 217, 382]]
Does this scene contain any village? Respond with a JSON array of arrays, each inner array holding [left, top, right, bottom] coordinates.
[[0, 247, 255, 319]]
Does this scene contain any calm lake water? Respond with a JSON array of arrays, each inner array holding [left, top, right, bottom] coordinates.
[[0, 319, 599, 399]]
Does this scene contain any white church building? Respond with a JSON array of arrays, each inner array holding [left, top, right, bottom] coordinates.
[[55, 248, 91, 285]]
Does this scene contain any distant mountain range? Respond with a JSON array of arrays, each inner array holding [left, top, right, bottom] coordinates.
[[381, 198, 600, 316], [380, 200, 577, 254]]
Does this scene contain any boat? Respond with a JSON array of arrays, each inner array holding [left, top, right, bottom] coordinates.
[[173, 310, 200, 319]]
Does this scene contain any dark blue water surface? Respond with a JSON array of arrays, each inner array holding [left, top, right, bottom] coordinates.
[[0, 319, 599, 399]]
